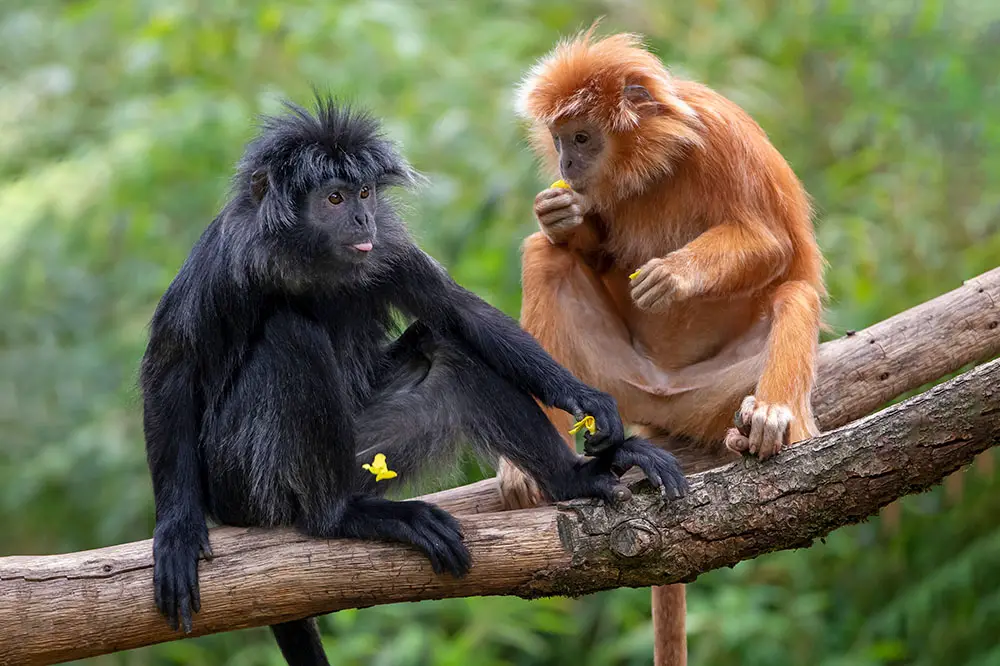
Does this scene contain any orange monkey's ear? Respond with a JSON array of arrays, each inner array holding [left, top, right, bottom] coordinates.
[[623, 84, 669, 118]]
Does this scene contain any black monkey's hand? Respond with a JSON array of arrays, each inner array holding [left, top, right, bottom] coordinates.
[[152, 518, 213, 633], [557, 386, 625, 455]]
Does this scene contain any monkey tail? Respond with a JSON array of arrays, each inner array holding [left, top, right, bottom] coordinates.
[[652, 584, 688, 666], [271, 617, 331, 666]]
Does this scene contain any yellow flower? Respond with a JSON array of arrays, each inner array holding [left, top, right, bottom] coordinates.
[[568, 415, 597, 436], [629, 269, 642, 280], [362, 453, 398, 482], [550, 179, 570, 189]]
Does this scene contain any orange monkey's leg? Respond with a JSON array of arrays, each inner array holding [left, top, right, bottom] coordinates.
[[653, 584, 687, 666], [726, 280, 822, 459], [499, 232, 674, 510]]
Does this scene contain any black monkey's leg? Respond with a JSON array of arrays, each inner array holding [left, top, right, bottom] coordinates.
[[361, 324, 687, 505], [271, 617, 330, 666], [461, 352, 688, 501]]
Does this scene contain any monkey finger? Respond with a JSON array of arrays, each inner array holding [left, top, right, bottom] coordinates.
[[539, 210, 582, 230], [535, 187, 574, 203], [633, 285, 672, 312], [534, 193, 576, 215], [629, 272, 664, 301]]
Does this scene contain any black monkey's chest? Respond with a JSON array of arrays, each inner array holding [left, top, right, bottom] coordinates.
[[313, 295, 395, 408]]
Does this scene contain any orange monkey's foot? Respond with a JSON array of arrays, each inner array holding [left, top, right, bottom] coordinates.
[[497, 458, 546, 511], [725, 395, 793, 460]]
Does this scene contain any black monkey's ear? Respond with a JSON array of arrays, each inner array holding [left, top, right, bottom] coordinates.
[[250, 169, 269, 204]]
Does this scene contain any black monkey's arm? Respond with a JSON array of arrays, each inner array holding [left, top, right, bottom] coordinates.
[[392, 246, 625, 450], [140, 328, 212, 632], [141, 334, 207, 525]]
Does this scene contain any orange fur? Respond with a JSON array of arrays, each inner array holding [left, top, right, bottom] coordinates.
[[500, 29, 827, 666]]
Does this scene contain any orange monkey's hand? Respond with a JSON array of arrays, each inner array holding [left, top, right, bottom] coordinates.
[[629, 253, 699, 312], [533, 186, 588, 245]]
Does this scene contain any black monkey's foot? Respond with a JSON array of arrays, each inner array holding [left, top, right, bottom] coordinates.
[[152, 519, 212, 633], [340, 498, 471, 578], [593, 436, 689, 500]]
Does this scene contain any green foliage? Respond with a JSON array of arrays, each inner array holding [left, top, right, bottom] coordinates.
[[1, 0, 998, 664]]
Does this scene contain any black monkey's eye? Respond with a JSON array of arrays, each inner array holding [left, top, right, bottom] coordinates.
[[359, 186, 370, 199], [574, 132, 589, 145], [328, 192, 344, 205]]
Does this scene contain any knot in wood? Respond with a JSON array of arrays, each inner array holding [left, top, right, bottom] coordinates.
[[609, 518, 661, 558]]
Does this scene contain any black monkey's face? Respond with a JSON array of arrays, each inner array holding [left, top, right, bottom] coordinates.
[[305, 178, 378, 262]]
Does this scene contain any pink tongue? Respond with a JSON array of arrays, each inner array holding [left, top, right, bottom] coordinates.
[[353, 242, 373, 252]]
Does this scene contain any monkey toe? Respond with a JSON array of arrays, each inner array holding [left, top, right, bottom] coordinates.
[[403, 502, 471, 578], [724, 427, 751, 454], [498, 462, 546, 510], [735, 395, 756, 436], [743, 399, 793, 459], [604, 438, 688, 500]]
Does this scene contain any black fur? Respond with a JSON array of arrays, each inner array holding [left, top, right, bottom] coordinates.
[[140, 96, 688, 665]]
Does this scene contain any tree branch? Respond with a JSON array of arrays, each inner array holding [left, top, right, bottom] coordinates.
[[1, 269, 998, 665]]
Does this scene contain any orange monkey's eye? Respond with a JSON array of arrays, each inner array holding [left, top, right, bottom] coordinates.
[[359, 186, 370, 199], [574, 132, 589, 145]]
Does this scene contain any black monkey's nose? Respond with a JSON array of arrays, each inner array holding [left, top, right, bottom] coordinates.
[[354, 214, 365, 226]]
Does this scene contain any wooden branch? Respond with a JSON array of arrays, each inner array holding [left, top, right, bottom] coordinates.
[[425, 267, 1000, 514], [3, 358, 999, 665]]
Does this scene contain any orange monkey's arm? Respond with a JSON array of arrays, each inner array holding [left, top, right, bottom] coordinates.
[[632, 220, 792, 307]]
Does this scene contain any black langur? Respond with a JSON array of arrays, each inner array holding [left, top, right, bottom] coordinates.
[[140, 96, 688, 666]]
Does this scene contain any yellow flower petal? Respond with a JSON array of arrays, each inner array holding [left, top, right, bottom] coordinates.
[[629, 270, 642, 280], [363, 453, 398, 482], [550, 179, 570, 189], [568, 415, 597, 436]]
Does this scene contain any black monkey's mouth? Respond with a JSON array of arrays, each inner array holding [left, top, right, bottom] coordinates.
[[351, 241, 374, 252]]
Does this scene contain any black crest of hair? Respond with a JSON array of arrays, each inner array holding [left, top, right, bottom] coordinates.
[[139, 96, 687, 666], [231, 94, 422, 231]]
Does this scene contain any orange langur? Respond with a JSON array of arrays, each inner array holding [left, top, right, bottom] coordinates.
[[496, 29, 825, 666]]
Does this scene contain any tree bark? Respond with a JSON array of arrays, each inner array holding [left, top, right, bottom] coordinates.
[[2, 356, 998, 665]]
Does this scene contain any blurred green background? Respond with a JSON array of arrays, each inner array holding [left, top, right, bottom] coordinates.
[[1, 0, 998, 664]]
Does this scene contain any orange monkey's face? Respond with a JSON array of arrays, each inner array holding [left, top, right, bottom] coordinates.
[[549, 117, 608, 195]]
